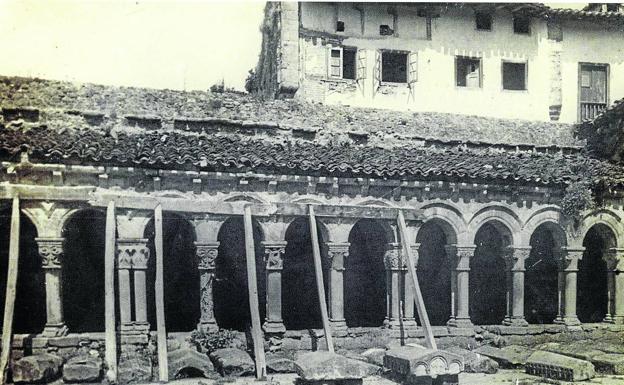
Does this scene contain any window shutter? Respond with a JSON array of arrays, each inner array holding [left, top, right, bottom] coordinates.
[[356, 49, 367, 81], [408, 52, 418, 84], [328, 47, 342, 78], [373, 50, 382, 93]]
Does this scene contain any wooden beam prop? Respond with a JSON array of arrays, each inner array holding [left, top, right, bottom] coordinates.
[[104, 201, 117, 382], [154, 205, 169, 381], [243, 205, 266, 379], [308, 205, 334, 353], [0, 197, 20, 385], [397, 210, 437, 350]]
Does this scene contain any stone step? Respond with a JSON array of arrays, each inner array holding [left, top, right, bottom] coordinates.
[[525, 350, 595, 382]]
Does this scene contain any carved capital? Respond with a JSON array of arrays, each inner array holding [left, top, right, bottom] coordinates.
[[262, 241, 287, 270], [604, 248, 624, 271], [384, 243, 402, 271], [454, 245, 475, 271], [117, 238, 150, 270], [327, 242, 349, 271], [195, 241, 220, 270], [558, 247, 585, 271], [36, 237, 64, 269], [503, 246, 531, 271]]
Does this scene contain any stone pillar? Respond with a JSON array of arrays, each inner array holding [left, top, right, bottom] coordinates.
[[445, 245, 458, 324], [555, 247, 584, 327], [384, 242, 402, 328], [262, 241, 287, 334], [503, 246, 530, 327], [117, 238, 150, 334], [116, 241, 134, 333], [604, 248, 624, 324], [196, 242, 219, 332], [37, 237, 69, 337], [401, 244, 418, 329], [447, 245, 474, 328], [327, 242, 349, 332]]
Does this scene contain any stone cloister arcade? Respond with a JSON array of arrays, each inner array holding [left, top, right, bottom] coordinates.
[[4, 193, 624, 341]]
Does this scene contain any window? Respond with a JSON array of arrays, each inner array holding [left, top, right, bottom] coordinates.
[[336, 20, 345, 32], [328, 47, 357, 80], [379, 25, 394, 36], [502, 62, 527, 90], [381, 51, 408, 83], [579, 63, 609, 121], [513, 15, 530, 34], [455, 57, 481, 88], [475, 12, 492, 31]]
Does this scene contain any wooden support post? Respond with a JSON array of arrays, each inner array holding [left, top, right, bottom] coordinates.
[[104, 201, 117, 382], [397, 210, 437, 350], [309, 205, 334, 353], [0, 197, 20, 385], [154, 205, 169, 382], [244, 205, 266, 379]]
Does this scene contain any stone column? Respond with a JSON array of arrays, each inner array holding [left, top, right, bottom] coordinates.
[[37, 237, 69, 337], [384, 242, 402, 328], [401, 244, 419, 329], [117, 238, 150, 334], [131, 239, 150, 334], [116, 240, 134, 333], [327, 242, 349, 332], [445, 245, 458, 324], [503, 246, 530, 327], [447, 245, 474, 328], [196, 242, 219, 332], [555, 247, 584, 327], [604, 248, 624, 324], [262, 241, 287, 334]]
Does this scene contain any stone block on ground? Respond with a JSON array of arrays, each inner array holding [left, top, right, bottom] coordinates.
[[12, 353, 63, 383], [62, 354, 102, 383], [117, 355, 152, 384], [405, 373, 459, 385], [591, 353, 624, 375], [525, 350, 595, 381], [295, 351, 381, 381], [209, 348, 254, 376], [265, 352, 297, 373], [473, 345, 533, 368], [168, 348, 216, 379], [444, 346, 498, 374], [540, 342, 605, 361], [361, 348, 386, 367], [384, 345, 463, 378]]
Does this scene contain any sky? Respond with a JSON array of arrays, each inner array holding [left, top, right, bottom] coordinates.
[[0, 1, 590, 91]]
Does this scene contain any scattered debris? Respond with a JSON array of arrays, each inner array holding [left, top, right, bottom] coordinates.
[[525, 350, 595, 381]]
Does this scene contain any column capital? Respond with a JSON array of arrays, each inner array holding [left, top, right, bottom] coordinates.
[[401, 243, 420, 270], [604, 248, 624, 271], [262, 241, 287, 270], [35, 237, 65, 269], [117, 238, 150, 270], [195, 241, 220, 270], [454, 245, 475, 271], [384, 242, 402, 271], [327, 242, 349, 271], [503, 246, 532, 271], [559, 246, 585, 271]]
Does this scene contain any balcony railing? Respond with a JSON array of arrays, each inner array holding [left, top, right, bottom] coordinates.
[[580, 102, 607, 121]]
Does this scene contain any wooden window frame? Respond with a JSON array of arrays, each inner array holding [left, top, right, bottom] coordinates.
[[501, 60, 528, 91], [455, 56, 483, 89], [512, 15, 531, 35], [577, 62, 610, 122], [380, 49, 410, 85]]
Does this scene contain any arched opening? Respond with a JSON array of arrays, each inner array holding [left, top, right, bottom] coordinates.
[[62, 209, 106, 332], [282, 217, 328, 330], [525, 223, 563, 324], [213, 216, 265, 331], [0, 207, 45, 333], [175, 367, 206, 379], [578, 224, 612, 323], [145, 213, 200, 332], [345, 219, 387, 327], [415, 220, 453, 326], [471, 222, 510, 325]]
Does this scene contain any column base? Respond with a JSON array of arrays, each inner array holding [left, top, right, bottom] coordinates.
[[603, 314, 615, 324], [197, 320, 219, 333], [330, 319, 348, 336], [611, 315, 624, 325], [502, 317, 528, 327], [554, 316, 581, 328], [401, 319, 418, 331], [447, 317, 473, 329], [41, 323, 69, 337], [262, 320, 286, 334]]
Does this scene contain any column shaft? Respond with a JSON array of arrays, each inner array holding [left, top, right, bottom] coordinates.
[[196, 242, 219, 332], [327, 242, 349, 331], [37, 238, 68, 337], [117, 238, 150, 334], [448, 245, 473, 328], [503, 246, 530, 327], [557, 247, 583, 327], [614, 270, 624, 324], [262, 241, 287, 333]]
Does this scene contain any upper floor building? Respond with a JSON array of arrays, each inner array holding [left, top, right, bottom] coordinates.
[[256, 2, 624, 124]]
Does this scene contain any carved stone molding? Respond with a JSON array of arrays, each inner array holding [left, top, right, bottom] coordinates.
[[503, 246, 531, 272], [558, 247, 585, 272], [327, 242, 350, 271], [454, 245, 476, 271], [195, 241, 219, 270], [262, 241, 287, 270], [384, 243, 402, 271], [117, 238, 150, 270], [36, 237, 65, 269]]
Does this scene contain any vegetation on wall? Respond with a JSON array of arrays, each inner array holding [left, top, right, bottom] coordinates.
[[561, 181, 596, 226], [189, 329, 240, 355]]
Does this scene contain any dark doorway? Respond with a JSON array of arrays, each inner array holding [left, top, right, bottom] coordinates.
[[578, 225, 610, 323], [282, 218, 327, 330], [63, 210, 106, 332], [146, 213, 200, 332], [470, 223, 508, 325], [345, 219, 387, 327], [416, 222, 452, 326], [0, 207, 45, 333], [213, 217, 265, 331], [525, 224, 560, 324]]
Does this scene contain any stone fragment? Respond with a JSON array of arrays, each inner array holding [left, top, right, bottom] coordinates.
[[12, 353, 63, 383], [384, 346, 463, 377], [168, 348, 215, 379], [591, 353, 624, 375], [473, 345, 533, 368], [361, 348, 386, 367], [540, 342, 604, 361], [444, 347, 498, 374], [117, 355, 152, 384], [266, 355, 297, 373], [209, 348, 254, 376], [62, 354, 102, 383], [295, 351, 381, 381], [525, 350, 595, 381]]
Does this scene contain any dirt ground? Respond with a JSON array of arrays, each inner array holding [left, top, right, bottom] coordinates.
[[142, 371, 624, 385]]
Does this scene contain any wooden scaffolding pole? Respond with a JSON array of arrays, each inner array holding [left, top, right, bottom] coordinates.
[[104, 201, 117, 382], [0, 197, 20, 385], [397, 210, 437, 350], [154, 205, 169, 381], [308, 205, 334, 353], [243, 205, 266, 379]]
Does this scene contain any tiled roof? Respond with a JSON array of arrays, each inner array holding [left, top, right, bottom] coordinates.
[[0, 126, 621, 187]]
